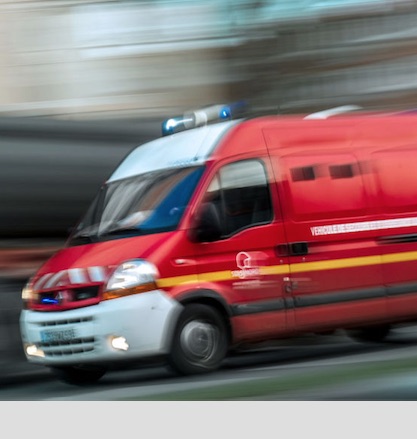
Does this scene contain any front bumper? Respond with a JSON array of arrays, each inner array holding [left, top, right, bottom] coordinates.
[[20, 290, 182, 366]]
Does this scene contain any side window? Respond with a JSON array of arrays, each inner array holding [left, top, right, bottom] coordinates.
[[204, 160, 273, 237], [282, 153, 368, 220]]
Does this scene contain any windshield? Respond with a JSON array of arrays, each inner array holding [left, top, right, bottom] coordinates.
[[69, 166, 205, 245]]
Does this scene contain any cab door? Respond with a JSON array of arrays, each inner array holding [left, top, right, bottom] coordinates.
[[190, 157, 290, 343]]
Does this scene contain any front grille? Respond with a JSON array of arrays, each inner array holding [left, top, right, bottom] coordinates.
[[74, 286, 99, 301], [35, 315, 96, 358], [38, 286, 100, 306], [39, 337, 95, 357], [40, 316, 93, 327]]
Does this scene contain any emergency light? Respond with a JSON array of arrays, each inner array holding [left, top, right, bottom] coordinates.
[[161, 101, 247, 136]]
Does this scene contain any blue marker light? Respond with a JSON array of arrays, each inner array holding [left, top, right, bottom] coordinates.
[[41, 297, 59, 305]]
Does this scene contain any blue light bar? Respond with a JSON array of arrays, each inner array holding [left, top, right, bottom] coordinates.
[[161, 101, 248, 136]]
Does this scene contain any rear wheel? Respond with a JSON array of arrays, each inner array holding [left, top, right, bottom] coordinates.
[[51, 365, 107, 386], [347, 324, 391, 343], [168, 303, 229, 375]]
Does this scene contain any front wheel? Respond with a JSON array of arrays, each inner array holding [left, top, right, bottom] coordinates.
[[50, 365, 107, 386], [168, 304, 229, 375]]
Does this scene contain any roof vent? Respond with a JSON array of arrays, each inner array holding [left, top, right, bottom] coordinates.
[[304, 105, 362, 120]]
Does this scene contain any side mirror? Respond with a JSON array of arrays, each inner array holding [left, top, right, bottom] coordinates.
[[188, 202, 222, 243]]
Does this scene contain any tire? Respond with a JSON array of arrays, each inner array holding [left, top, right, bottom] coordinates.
[[168, 303, 229, 375], [51, 365, 107, 386], [347, 324, 391, 343]]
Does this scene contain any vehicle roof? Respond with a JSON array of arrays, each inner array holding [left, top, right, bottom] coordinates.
[[108, 119, 239, 182], [108, 111, 417, 182], [213, 112, 417, 158]]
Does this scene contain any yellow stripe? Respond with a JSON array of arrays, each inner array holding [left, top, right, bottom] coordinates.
[[290, 255, 382, 273], [157, 274, 199, 288], [198, 270, 235, 282], [157, 250, 417, 288], [260, 265, 290, 276], [381, 250, 417, 264]]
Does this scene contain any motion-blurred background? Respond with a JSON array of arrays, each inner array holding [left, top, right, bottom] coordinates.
[[1, 0, 417, 368]]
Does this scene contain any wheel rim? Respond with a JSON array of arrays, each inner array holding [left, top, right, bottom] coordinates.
[[180, 320, 219, 364]]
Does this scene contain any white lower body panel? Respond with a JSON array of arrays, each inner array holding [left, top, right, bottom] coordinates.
[[20, 290, 182, 366]]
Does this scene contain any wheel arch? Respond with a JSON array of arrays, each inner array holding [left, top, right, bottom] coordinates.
[[175, 289, 233, 345]]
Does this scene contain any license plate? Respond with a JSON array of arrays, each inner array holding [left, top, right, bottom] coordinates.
[[41, 328, 77, 343]]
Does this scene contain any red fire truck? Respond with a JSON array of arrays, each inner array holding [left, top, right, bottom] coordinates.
[[19, 103, 417, 384]]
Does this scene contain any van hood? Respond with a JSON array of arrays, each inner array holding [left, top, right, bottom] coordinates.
[[31, 232, 174, 292]]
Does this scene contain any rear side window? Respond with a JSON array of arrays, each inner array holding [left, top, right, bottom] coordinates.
[[204, 159, 273, 237], [281, 153, 368, 220]]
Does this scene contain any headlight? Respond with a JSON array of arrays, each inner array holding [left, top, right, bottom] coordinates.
[[103, 259, 159, 301], [22, 278, 36, 309]]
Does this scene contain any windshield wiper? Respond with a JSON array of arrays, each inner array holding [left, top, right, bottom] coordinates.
[[68, 233, 97, 245], [98, 226, 142, 238]]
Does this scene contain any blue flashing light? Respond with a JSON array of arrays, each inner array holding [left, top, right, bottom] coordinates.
[[161, 116, 193, 136], [41, 297, 59, 305], [219, 107, 232, 119], [219, 100, 247, 120]]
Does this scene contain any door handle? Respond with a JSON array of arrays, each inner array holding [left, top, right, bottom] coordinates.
[[290, 242, 308, 256], [276, 242, 308, 257]]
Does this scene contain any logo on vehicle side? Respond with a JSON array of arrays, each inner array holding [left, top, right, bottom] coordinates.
[[231, 252, 261, 279]]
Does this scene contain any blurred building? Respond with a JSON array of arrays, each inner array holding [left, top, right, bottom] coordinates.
[[1, 0, 417, 276], [0, 0, 240, 119], [0, 0, 417, 120]]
